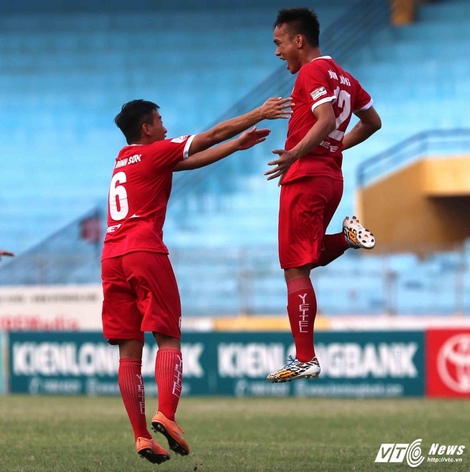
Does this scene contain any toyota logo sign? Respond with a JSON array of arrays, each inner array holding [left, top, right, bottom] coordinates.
[[437, 334, 470, 394]]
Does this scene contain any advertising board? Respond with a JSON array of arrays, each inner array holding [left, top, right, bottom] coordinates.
[[0, 285, 102, 331], [9, 330, 424, 397], [426, 329, 470, 398]]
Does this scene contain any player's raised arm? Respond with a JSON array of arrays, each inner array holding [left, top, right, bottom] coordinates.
[[174, 127, 270, 171], [188, 97, 291, 155]]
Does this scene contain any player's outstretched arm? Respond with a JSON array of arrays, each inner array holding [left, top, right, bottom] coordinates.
[[0, 249, 14, 260], [174, 127, 270, 171], [188, 97, 291, 155]]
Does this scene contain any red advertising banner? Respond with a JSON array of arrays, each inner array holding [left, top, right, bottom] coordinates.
[[426, 329, 470, 398]]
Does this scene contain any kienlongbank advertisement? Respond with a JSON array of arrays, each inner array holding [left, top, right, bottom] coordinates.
[[8, 331, 424, 397]]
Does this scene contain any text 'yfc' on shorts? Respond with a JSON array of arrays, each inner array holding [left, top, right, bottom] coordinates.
[[101, 251, 182, 344], [278, 176, 343, 269]]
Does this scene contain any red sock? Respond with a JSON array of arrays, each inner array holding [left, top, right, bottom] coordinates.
[[155, 348, 183, 421], [287, 277, 317, 362], [118, 358, 151, 441]]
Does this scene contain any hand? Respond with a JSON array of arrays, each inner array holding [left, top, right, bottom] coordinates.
[[264, 148, 298, 182], [237, 126, 271, 150], [260, 97, 292, 120]]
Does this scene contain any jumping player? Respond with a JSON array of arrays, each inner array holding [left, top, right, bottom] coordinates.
[[265, 8, 382, 382], [101, 97, 291, 463]]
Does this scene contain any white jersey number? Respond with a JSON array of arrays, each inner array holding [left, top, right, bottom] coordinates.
[[329, 87, 351, 141], [109, 171, 128, 221]]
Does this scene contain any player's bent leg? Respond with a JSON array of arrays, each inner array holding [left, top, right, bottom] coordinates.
[[343, 216, 376, 250], [136, 436, 170, 464], [152, 411, 190, 456], [267, 355, 321, 383]]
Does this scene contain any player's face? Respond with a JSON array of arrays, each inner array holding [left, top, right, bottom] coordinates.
[[273, 24, 302, 74], [147, 110, 167, 141]]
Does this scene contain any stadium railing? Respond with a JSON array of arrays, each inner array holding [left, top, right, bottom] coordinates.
[[356, 128, 470, 187]]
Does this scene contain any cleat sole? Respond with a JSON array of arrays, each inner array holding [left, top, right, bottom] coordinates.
[[138, 448, 170, 464], [343, 216, 376, 250], [152, 422, 189, 456]]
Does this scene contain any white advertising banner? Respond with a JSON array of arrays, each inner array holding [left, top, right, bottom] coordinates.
[[0, 285, 103, 331]]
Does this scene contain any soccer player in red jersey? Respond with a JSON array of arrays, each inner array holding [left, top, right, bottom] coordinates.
[[101, 97, 291, 463], [265, 8, 382, 383]]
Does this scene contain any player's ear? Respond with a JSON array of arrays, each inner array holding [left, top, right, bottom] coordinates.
[[141, 122, 152, 136]]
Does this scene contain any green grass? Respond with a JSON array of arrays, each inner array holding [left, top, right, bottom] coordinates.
[[1, 395, 469, 471]]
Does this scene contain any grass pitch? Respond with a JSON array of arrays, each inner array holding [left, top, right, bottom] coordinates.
[[0, 395, 469, 471]]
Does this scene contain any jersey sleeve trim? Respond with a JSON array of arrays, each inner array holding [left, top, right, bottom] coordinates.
[[354, 98, 374, 113], [183, 135, 196, 159], [311, 95, 336, 112]]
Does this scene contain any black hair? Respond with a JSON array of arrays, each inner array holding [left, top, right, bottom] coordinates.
[[114, 99, 159, 144], [274, 7, 320, 48]]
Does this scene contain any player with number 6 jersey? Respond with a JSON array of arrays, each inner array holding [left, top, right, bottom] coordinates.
[[103, 136, 195, 258], [101, 97, 291, 464]]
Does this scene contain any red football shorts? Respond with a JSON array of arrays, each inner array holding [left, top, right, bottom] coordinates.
[[278, 176, 343, 269], [101, 251, 182, 344]]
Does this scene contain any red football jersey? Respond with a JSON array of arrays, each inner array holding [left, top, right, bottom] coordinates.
[[282, 56, 373, 184], [102, 135, 195, 259]]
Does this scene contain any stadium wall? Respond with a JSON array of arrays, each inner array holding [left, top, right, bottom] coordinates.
[[357, 156, 470, 255]]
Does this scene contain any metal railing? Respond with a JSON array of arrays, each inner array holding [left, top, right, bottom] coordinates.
[[0, 207, 103, 285], [357, 128, 470, 187], [2, 240, 470, 316]]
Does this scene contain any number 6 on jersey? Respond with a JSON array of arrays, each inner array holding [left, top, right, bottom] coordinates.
[[109, 171, 128, 221]]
